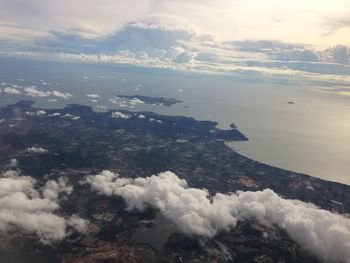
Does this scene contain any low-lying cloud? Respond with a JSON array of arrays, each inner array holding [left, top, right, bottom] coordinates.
[[111, 111, 130, 119], [27, 146, 48, 154], [0, 160, 87, 244], [87, 93, 101, 99], [4, 86, 22, 94], [52, 90, 73, 100], [85, 170, 350, 262], [24, 86, 73, 100]]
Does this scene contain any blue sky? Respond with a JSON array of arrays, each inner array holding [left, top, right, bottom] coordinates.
[[0, 0, 349, 86]]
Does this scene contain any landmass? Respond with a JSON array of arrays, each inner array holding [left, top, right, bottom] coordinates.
[[0, 101, 349, 263]]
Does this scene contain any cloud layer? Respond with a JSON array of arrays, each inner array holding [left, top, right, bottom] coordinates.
[[85, 170, 350, 262], [1, 1, 350, 86], [1, 21, 349, 86], [0, 160, 87, 244]]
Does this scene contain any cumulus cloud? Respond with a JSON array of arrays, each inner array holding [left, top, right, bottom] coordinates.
[[111, 111, 130, 119], [42, 177, 73, 200], [2, 39, 350, 87], [52, 90, 73, 100], [4, 87, 22, 94], [23, 86, 73, 99], [85, 171, 350, 262], [110, 96, 145, 108], [24, 86, 51, 98], [27, 147, 48, 154], [36, 110, 46, 116], [0, 160, 87, 244]]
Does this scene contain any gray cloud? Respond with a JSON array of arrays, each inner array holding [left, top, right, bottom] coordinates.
[[85, 170, 350, 262], [322, 45, 349, 64], [33, 22, 194, 64], [1, 21, 350, 85], [324, 16, 350, 36], [0, 0, 151, 42], [0, 160, 87, 244], [231, 40, 350, 65]]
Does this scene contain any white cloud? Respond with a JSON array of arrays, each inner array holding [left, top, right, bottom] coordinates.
[[23, 87, 73, 99], [25, 112, 36, 116], [25, 111, 47, 117], [111, 111, 130, 119], [27, 147, 48, 154], [2, 42, 349, 87], [4, 87, 22, 94], [129, 98, 144, 106], [86, 93, 100, 98], [52, 90, 73, 100], [36, 110, 46, 116], [150, 118, 162, 123], [0, 161, 87, 244], [24, 86, 51, 98], [66, 215, 88, 233], [62, 113, 80, 120], [85, 171, 350, 262], [49, 112, 61, 117], [42, 177, 73, 200]]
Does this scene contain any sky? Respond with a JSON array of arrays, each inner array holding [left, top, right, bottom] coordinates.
[[0, 0, 349, 84]]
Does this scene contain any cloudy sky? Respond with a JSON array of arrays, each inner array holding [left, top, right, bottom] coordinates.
[[0, 0, 349, 83]]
